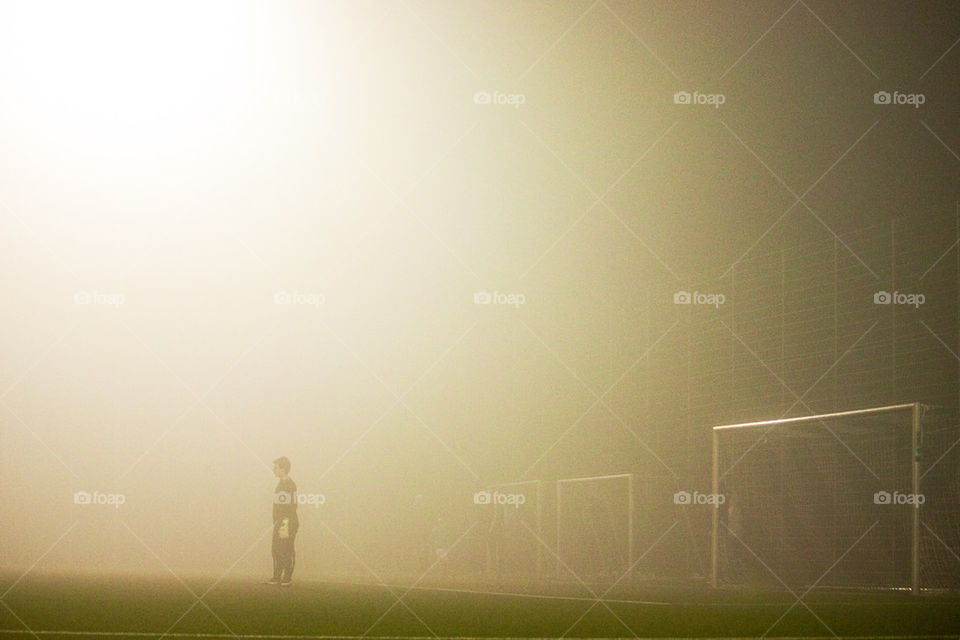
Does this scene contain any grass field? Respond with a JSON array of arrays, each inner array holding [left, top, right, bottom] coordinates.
[[1, 573, 959, 639]]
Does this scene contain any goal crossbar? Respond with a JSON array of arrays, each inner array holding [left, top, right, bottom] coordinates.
[[710, 402, 923, 593], [712, 402, 920, 431]]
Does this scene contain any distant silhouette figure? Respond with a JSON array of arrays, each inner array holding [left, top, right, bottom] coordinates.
[[266, 456, 298, 586]]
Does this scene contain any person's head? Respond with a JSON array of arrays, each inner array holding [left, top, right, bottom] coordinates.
[[273, 456, 291, 478]]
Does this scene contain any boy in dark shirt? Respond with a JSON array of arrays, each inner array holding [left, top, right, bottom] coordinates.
[[267, 456, 298, 586]]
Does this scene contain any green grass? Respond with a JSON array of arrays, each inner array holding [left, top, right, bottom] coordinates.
[[0, 573, 958, 638]]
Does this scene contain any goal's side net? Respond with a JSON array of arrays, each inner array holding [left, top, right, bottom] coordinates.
[[475, 480, 543, 580], [711, 403, 948, 593], [556, 473, 633, 583], [916, 411, 960, 590]]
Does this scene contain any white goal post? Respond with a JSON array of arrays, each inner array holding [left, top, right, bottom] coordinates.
[[711, 402, 922, 593], [556, 473, 634, 580], [480, 479, 544, 578]]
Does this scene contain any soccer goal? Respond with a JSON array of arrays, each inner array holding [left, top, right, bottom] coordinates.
[[711, 403, 926, 593], [556, 473, 634, 582], [476, 480, 543, 579]]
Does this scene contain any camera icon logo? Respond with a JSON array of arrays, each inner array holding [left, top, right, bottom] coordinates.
[[473, 91, 491, 105], [73, 291, 92, 305], [673, 91, 691, 105], [274, 291, 292, 305], [473, 491, 492, 505], [474, 291, 492, 305], [673, 490, 692, 505], [874, 91, 891, 105], [73, 491, 92, 505], [274, 491, 292, 505], [673, 291, 692, 304], [874, 291, 892, 304], [874, 491, 892, 504]]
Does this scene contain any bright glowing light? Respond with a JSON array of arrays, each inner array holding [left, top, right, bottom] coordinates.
[[0, 0, 257, 153]]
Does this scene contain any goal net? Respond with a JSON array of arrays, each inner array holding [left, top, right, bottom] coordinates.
[[475, 480, 543, 580], [556, 473, 633, 583], [711, 403, 952, 592]]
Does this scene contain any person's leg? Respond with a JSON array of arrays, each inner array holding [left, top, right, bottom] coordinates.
[[276, 539, 291, 584], [281, 521, 298, 583], [270, 526, 283, 582]]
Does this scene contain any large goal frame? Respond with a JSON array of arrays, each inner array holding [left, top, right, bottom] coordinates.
[[710, 402, 922, 593]]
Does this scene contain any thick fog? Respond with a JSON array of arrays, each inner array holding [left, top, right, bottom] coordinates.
[[1, 0, 958, 587]]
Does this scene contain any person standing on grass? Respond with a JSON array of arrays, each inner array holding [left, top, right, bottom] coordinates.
[[266, 456, 298, 586]]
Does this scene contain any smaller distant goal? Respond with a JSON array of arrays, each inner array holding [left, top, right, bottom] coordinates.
[[476, 480, 544, 580], [556, 473, 634, 582]]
